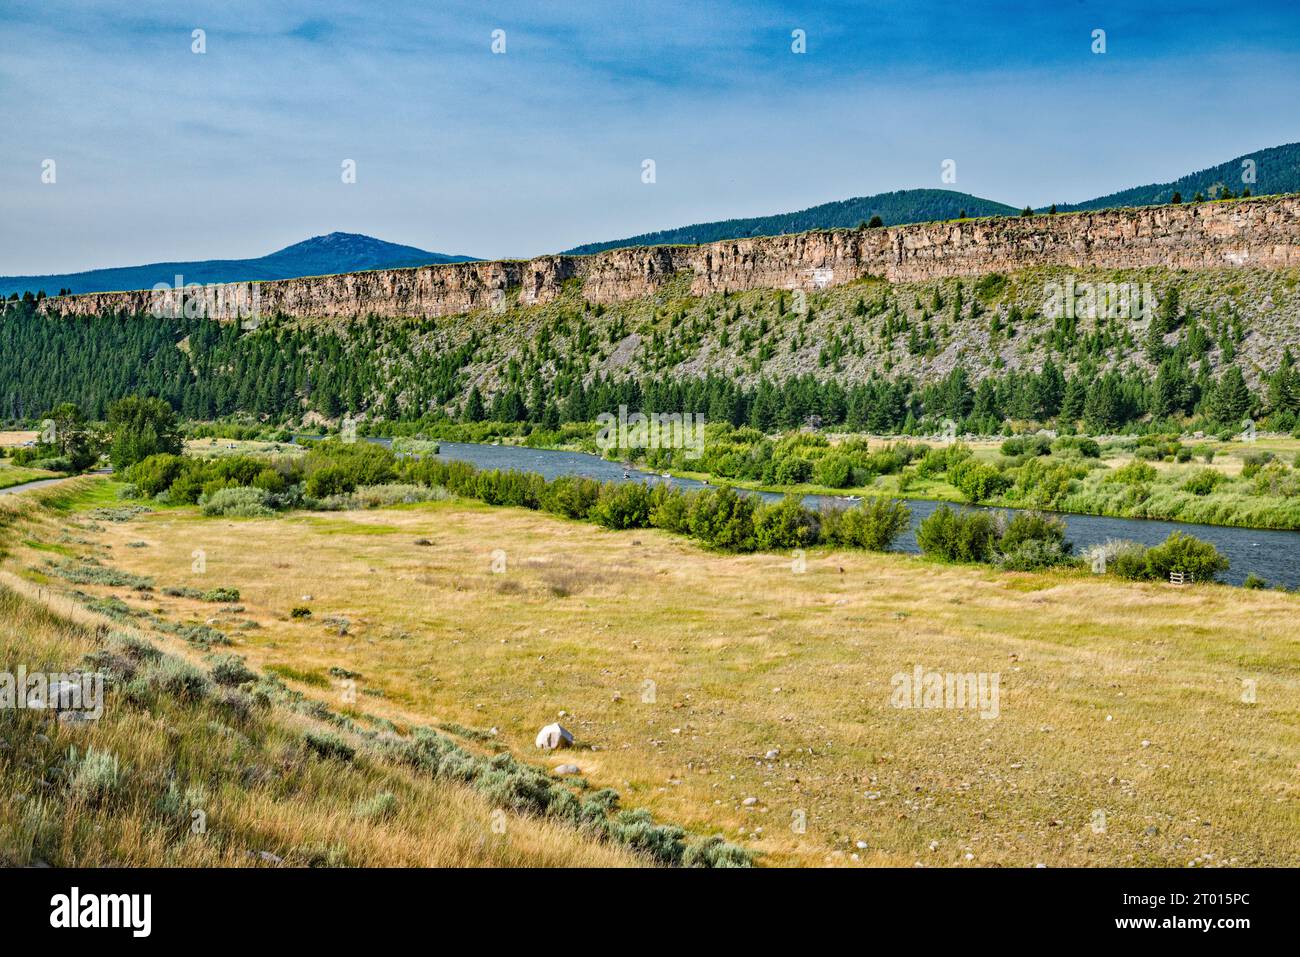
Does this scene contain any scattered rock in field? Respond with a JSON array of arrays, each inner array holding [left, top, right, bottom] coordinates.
[[611, 692, 623, 702], [534, 723, 573, 750], [301, 595, 312, 601], [742, 797, 759, 807], [764, 749, 780, 760], [254, 850, 283, 865], [554, 764, 580, 775], [413, 538, 433, 546]]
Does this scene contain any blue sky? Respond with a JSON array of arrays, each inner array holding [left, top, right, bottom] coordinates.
[[2, 0, 1299, 273]]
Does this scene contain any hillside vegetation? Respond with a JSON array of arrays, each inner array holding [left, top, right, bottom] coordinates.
[[565, 189, 1017, 254], [4, 266, 1298, 441], [1057, 142, 1300, 212]]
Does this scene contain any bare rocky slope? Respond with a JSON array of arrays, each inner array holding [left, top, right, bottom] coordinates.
[[37, 196, 1300, 323]]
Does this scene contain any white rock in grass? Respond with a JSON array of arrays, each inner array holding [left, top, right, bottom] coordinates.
[[535, 723, 573, 750], [554, 764, 580, 775]]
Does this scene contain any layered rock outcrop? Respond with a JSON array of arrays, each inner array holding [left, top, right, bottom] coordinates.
[[38, 196, 1300, 322]]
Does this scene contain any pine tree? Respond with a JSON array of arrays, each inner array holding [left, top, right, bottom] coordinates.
[[1082, 374, 1123, 432], [1210, 365, 1252, 423], [1060, 378, 1083, 427], [1268, 348, 1300, 415], [463, 386, 485, 422]]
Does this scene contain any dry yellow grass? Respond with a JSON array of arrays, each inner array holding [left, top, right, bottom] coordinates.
[[24, 482, 1297, 868], [0, 431, 38, 448], [0, 491, 638, 868]]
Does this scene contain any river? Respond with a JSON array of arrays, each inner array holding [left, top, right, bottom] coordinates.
[[422, 440, 1300, 590]]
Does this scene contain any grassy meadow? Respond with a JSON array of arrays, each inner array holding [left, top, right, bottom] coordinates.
[[0, 484, 658, 867], [7, 477, 1296, 867]]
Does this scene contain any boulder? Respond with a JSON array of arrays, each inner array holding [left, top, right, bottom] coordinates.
[[535, 723, 573, 750]]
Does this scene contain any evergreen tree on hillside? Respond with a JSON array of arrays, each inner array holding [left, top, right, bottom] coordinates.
[[540, 399, 560, 431], [462, 386, 485, 422], [939, 366, 974, 420], [1038, 359, 1065, 417], [1210, 365, 1253, 424], [1082, 373, 1125, 432], [1267, 347, 1300, 417], [1149, 356, 1192, 419]]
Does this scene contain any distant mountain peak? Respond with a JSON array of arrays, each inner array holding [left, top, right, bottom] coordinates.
[[0, 233, 478, 297], [284, 231, 394, 250]]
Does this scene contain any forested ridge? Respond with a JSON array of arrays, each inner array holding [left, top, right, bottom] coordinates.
[[3, 262, 1299, 436]]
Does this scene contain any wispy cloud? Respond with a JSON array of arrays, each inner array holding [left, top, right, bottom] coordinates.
[[2, 0, 1298, 272]]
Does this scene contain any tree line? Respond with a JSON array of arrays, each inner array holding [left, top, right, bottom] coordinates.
[[3, 298, 1295, 436]]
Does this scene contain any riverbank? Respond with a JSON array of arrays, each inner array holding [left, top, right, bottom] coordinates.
[[644, 461, 1300, 532], [380, 425, 1300, 533], [618, 428, 1300, 533], [419, 441, 1300, 589]]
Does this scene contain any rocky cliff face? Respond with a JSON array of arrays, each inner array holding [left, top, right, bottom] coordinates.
[[38, 196, 1300, 322]]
